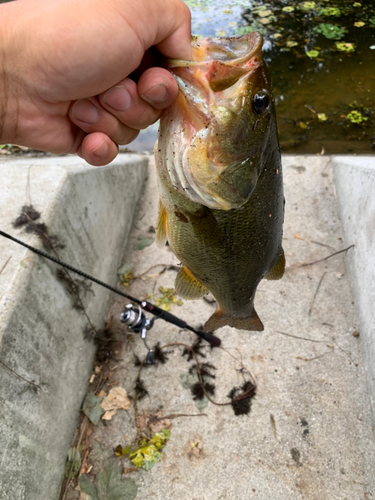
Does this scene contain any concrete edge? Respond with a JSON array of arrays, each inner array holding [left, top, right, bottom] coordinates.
[[331, 154, 375, 426], [0, 153, 148, 500]]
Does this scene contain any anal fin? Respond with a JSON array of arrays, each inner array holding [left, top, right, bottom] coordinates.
[[265, 248, 285, 280], [204, 307, 264, 332], [156, 199, 168, 247], [175, 266, 208, 299]]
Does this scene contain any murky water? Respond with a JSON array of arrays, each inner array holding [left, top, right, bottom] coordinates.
[[132, 0, 375, 154]]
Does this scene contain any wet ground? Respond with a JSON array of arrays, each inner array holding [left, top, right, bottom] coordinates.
[[131, 0, 375, 155]]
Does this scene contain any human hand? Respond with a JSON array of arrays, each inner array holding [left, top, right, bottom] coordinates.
[[0, 0, 191, 166]]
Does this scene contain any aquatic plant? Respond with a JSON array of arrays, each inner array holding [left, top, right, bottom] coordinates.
[[313, 23, 347, 40], [335, 41, 355, 52], [319, 7, 341, 17], [346, 110, 368, 124]]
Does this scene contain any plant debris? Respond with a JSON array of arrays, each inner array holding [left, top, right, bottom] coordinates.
[[227, 381, 256, 416], [97, 460, 137, 500], [128, 429, 171, 470], [152, 341, 173, 365], [64, 447, 82, 478], [82, 392, 105, 425], [100, 386, 131, 420], [152, 286, 183, 311], [134, 378, 149, 401], [182, 337, 207, 361], [12, 204, 64, 251], [187, 435, 204, 459]]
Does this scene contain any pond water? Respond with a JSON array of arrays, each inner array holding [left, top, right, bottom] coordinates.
[[131, 0, 375, 155]]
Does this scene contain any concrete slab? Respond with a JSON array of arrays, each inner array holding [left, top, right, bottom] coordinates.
[[332, 155, 375, 425], [79, 155, 375, 500], [0, 154, 147, 500]]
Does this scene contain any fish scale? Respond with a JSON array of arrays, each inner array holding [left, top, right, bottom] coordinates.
[[155, 33, 285, 332]]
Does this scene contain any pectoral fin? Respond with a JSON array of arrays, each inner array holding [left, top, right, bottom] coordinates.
[[265, 249, 285, 281], [156, 199, 168, 247], [175, 266, 209, 299]]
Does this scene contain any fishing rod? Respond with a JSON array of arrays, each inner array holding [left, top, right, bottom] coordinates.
[[0, 230, 221, 359]]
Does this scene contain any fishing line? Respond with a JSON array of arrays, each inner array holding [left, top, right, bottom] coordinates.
[[0, 230, 221, 349]]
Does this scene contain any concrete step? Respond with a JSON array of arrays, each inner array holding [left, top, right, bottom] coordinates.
[[0, 154, 147, 500]]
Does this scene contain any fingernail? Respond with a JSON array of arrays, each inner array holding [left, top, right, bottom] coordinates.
[[103, 86, 131, 111], [141, 84, 167, 104], [72, 99, 99, 124], [92, 139, 108, 158]]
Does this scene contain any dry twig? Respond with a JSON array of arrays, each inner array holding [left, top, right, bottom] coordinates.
[[309, 271, 327, 316], [300, 245, 354, 267]]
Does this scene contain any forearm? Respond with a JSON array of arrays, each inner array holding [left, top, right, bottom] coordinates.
[[0, 1, 21, 145], [0, 4, 9, 144]]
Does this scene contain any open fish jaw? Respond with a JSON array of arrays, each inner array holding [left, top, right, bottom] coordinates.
[[157, 32, 274, 210]]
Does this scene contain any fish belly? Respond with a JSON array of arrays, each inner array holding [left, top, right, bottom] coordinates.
[[156, 155, 284, 332]]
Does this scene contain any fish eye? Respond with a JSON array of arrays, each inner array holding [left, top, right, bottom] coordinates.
[[252, 92, 270, 114]]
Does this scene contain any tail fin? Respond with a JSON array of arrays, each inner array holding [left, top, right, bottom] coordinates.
[[204, 308, 264, 332]]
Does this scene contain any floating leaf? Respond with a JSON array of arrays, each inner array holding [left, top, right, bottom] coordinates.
[[354, 21, 365, 27], [273, 33, 282, 39], [97, 461, 137, 500], [306, 49, 320, 58], [335, 41, 355, 52], [300, 1, 316, 12], [346, 110, 368, 123], [318, 113, 328, 122], [236, 26, 257, 35], [319, 7, 341, 16], [286, 40, 298, 48], [313, 23, 346, 40], [258, 9, 272, 17], [282, 6, 294, 12], [353, 2, 361, 6], [79, 475, 100, 500], [83, 392, 105, 425]]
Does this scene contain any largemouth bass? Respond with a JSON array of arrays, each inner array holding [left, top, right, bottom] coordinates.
[[155, 33, 285, 332]]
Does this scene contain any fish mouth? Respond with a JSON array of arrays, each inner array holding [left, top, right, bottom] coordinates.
[[160, 33, 270, 210]]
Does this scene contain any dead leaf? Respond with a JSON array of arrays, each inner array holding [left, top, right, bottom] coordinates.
[[137, 411, 171, 433], [149, 412, 171, 433], [123, 467, 138, 474], [100, 386, 130, 420], [102, 409, 117, 421], [294, 232, 304, 240], [138, 411, 148, 430], [186, 434, 203, 459], [97, 390, 107, 398]]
